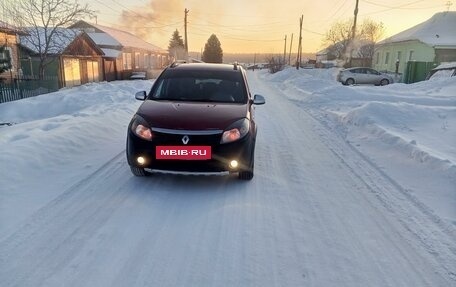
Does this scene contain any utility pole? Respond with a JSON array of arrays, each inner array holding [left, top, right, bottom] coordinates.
[[288, 33, 293, 65], [283, 35, 287, 65], [351, 0, 359, 42], [296, 15, 303, 70], [349, 0, 359, 67], [184, 8, 189, 56]]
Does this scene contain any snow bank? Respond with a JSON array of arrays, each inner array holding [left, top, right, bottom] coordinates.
[[264, 67, 456, 171], [0, 80, 153, 234], [261, 67, 456, 221]]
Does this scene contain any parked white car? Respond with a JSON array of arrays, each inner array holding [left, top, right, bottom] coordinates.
[[337, 67, 394, 86]]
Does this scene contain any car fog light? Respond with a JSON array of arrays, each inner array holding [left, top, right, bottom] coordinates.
[[229, 160, 239, 169], [137, 156, 146, 165]]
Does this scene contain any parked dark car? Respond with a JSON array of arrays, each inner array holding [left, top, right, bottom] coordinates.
[[126, 62, 265, 180], [337, 67, 393, 86]]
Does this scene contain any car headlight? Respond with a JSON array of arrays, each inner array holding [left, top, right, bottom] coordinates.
[[131, 115, 153, 141], [221, 118, 250, 144]]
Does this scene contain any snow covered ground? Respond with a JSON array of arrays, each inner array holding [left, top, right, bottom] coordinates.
[[265, 67, 456, 223], [0, 70, 455, 286]]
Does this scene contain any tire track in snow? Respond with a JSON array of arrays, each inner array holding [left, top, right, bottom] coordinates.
[[300, 102, 456, 279], [248, 71, 455, 285], [0, 150, 132, 287]]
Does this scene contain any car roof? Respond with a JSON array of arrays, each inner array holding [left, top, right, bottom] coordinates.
[[168, 62, 242, 72]]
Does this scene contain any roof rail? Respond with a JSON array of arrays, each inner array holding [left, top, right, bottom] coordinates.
[[170, 60, 187, 68]]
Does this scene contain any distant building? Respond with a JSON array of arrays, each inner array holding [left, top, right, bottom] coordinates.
[[373, 12, 456, 76], [70, 20, 170, 80], [19, 28, 104, 88], [316, 39, 374, 68]]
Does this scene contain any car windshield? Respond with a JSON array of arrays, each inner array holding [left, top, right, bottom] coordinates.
[[149, 70, 247, 103]]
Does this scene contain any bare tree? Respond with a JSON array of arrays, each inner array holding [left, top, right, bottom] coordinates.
[[323, 18, 384, 65], [323, 19, 352, 61], [266, 55, 284, 74], [5, 0, 93, 79], [357, 19, 384, 60]]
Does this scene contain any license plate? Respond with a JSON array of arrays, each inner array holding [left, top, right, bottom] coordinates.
[[156, 146, 211, 160]]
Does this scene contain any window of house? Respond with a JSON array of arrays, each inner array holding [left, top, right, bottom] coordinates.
[[0, 47, 13, 71], [408, 50, 414, 61], [63, 58, 81, 87], [375, 52, 379, 64], [122, 53, 132, 70], [151, 55, 157, 68], [144, 54, 150, 69], [87, 60, 99, 83], [385, 52, 390, 64], [135, 52, 140, 69]]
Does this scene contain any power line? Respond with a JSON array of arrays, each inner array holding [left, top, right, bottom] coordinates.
[[190, 25, 282, 42], [325, 0, 350, 22], [190, 18, 294, 30], [110, 21, 184, 29], [363, 0, 428, 9], [360, 0, 445, 15]]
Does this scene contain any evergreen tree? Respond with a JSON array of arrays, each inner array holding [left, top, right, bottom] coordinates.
[[202, 34, 223, 63], [0, 44, 12, 74], [168, 30, 186, 60]]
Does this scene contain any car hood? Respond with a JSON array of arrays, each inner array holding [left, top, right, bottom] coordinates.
[[137, 100, 249, 130]]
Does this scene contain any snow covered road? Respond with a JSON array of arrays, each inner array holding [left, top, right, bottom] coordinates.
[[1, 72, 455, 286]]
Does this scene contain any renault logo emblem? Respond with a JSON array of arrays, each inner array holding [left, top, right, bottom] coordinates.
[[182, 135, 190, 145]]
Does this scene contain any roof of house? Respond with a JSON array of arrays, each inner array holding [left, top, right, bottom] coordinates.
[[378, 12, 456, 47], [0, 20, 28, 35], [317, 39, 373, 57], [19, 28, 104, 56], [101, 48, 122, 58], [20, 28, 81, 54], [87, 32, 120, 47], [72, 21, 166, 53]]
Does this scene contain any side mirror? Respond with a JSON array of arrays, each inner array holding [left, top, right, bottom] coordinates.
[[253, 94, 266, 105], [135, 91, 147, 101]]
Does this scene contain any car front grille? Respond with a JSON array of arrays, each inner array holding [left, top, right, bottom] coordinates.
[[151, 128, 223, 146]]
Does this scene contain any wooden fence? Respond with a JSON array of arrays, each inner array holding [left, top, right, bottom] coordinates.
[[0, 77, 59, 104]]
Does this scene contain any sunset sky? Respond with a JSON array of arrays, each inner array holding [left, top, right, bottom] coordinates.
[[84, 0, 453, 54]]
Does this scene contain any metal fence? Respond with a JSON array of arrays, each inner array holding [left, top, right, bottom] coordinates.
[[0, 76, 59, 104], [403, 61, 438, 84]]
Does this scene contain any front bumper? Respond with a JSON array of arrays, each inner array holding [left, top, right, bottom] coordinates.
[[126, 128, 255, 173]]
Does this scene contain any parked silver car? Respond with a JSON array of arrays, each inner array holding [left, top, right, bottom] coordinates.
[[337, 67, 393, 86]]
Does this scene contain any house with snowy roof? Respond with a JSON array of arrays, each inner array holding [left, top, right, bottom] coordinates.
[[316, 39, 375, 68], [70, 20, 170, 80], [372, 11, 456, 80], [19, 28, 104, 88]]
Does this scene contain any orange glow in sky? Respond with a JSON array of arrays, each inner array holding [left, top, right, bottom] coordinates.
[[84, 0, 452, 54]]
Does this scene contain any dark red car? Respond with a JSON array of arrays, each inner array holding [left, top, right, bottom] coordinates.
[[126, 62, 265, 180]]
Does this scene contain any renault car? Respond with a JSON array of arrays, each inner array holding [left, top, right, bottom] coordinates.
[[126, 62, 265, 180]]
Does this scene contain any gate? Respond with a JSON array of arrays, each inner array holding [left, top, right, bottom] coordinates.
[[403, 61, 438, 84]]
